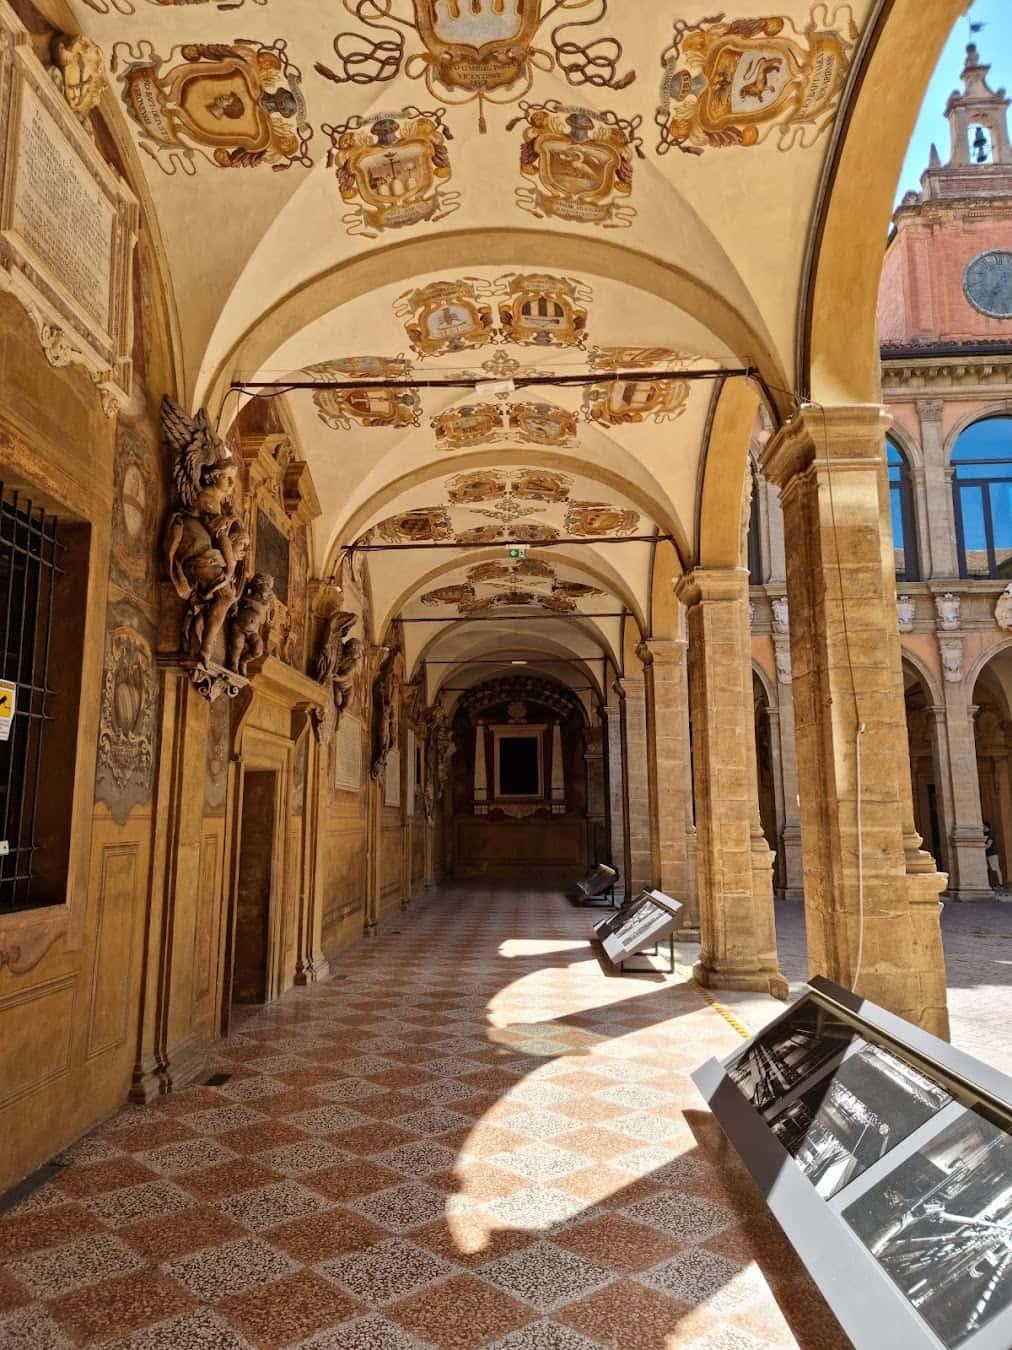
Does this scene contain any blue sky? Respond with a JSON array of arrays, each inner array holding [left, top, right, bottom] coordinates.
[[895, 0, 1012, 204]]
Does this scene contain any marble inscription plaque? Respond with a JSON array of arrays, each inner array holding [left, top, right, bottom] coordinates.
[[335, 714, 362, 791], [12, 81, 114, 332]]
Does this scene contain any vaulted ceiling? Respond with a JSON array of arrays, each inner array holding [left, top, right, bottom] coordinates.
[[64, 0, 962, 690]]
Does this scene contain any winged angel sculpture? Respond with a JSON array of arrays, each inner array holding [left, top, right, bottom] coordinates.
[[316, 0, 634, 133], [161, 397, 271, 699], [313, 610, 365, 744]]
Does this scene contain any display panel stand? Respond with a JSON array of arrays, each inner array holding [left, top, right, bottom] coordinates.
[[574, 863, 619, 907], [594, 890, 683, 974], [692, 977, 1012, 1350]]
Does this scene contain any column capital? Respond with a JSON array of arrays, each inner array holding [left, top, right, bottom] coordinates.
[[760, 404, 893, 491], [675, 567, 749, 609], [637, 636, 687, 665]]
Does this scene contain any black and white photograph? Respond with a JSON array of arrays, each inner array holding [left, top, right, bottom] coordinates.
[[767, 1041, 952, 1199], [728, 998, 859, 1114], [843, 1107, 1012, 1347]]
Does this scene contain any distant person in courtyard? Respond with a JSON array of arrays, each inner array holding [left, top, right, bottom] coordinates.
[[984, 822, 1004, 890]]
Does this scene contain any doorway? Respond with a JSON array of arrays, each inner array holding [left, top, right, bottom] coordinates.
[[231, 769, 277, 1007]]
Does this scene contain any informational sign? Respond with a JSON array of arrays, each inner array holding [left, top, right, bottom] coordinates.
[[575, 862, 618, 904], [595, 889, 682, 967], [0, 680, 16, 741], [693, 977, 1012, 1350]]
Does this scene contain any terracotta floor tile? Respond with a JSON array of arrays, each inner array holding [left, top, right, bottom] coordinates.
[[219, 1269, 361, 1348], [351, 1092, 428, 1120], [51, 1158, 157, 1199], [120, 1204, 246, 1262], [303, 1160, 402, 1201], [266, 1208, 385, 1263], [218, 1120, 311, 1155], [551, 1127, 637, 1164], [554, 1214, 683, 1273], [556, 1279, 693, 1348], [274, 1065, 348, 1087], [391, 1272, 533, 1347], [50, 1270, 192, 1341], [554, 1166, 661, 1207], [182, 1158, 283, 1201], [0, 1203, 103, 1260], [255, 1089, 330, 1119], [105, 1119, 197, 1154], [335, 1123, 416, 1156], [0, 1269, 31, 1314], [411, 1215, 537, 1270]]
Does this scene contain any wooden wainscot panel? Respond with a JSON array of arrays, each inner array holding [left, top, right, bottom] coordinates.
[[193, 830, 221, 1003], [86, 843, 139, 1060], [0, 974, 77, 1110]]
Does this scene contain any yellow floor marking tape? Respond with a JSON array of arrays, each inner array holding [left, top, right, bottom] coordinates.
[[673, 961, 753, 1041]]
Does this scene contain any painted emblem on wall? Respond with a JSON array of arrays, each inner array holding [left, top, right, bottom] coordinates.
[[396, 279, 495, 356], [510, 101, 642, 228], [374, 507, 454, 543], [565, 501, 639, 535], [316, 0, 633, 134], [113, 38, 312, 174], [205, 691, 229, 816], [508, 402, 577, 447], [497, 273, 590, 348], [323, 107, 458, 238], [307, 356, 415, 381], [95, 604, 158, 825], [314, 385, 422, 431], [110, 418, 161, 600], [84, 1, 265, 11], [432, 401, 576, 449], [588, 346, 694, 371], [656, 7, 858, 156], [432, 403, 503, 450], [583, 378, 689, 425]]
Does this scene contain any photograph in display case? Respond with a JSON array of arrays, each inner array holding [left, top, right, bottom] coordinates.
[[843, 1106, 1012, 1347], [766, 1041, 952, 1199], [728, 998, 859, 1113]]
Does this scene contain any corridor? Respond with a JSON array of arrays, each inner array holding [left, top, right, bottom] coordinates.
[[0, 886, 845, 1350]]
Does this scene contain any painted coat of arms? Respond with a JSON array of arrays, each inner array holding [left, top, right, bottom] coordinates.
[[432, 402, 503, 449], [317, 0, 633, 133], [323, 107, 459, 238], [113, 38, 312, 174], [509, 101, 642, 228], [656, 7, 858, 155], [497, 273, 590, 348], [85, 1, 265, 11], [95, 609, 158, 824], [588, 346, 693, 372], [314, 385, 422, 431], [306, 356, 415, 381], [507, 402, 577, 447], [396, 278, 495, 356], [565, 501, 639, 536], [583, 378, 689, 425]]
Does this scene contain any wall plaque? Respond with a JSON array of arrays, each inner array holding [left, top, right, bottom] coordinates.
[[334, 712, 362, 792], [0, 3, 137, 415]]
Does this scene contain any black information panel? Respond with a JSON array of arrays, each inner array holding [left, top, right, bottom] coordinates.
[[693, 978, 1012, 1350], [594, 890, 682, 968], [575, 863, 618, 905]]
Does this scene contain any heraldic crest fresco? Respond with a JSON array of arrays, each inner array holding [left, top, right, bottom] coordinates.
[[313, 384, 422, 431], [396, 274, 592, 356], [396, 278, 496, 356], [508, 101, 643, 228], [316, 0, 634, 134], [656, 5, 858, 155], [112, 38, 312, 173], [583, 377, 690, 425], [323, 107, 459, 237], [83, 1, 266, 12], [432, 400, 576, 449]]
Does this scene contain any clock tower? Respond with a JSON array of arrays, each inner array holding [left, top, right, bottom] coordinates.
[[880, 44, 1012, 342]]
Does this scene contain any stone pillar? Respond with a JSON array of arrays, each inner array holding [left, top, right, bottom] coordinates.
[[585, 722, 608, 863], [916, 399, 959, 579], [619, 672, 654, 895], [551, 722, 566, 815], [474, 721, 488, 815], [937, 650, 992, 899], [762, 405, 949, 1036], [769, 603, 804, 900], [676, 569, 788, 997], [295, 728, 330, 986], [604, 695, 627, 886], [640, 636, 698, 934]]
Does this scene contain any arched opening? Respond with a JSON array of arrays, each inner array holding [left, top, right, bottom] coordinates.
[[753, 668, 781, 892], [903, 659, 944, 872], [952, 416, 1012, 579], [972, 643, 1012, 891], [888, 436, 920, 582]]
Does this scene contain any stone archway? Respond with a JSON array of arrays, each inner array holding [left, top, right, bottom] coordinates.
[[973, 644, 1012, 891]]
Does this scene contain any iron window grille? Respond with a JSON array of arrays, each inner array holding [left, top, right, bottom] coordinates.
[[0, 485, 63, 913]]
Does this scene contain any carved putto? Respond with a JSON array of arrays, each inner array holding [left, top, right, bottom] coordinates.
[[313, 610, 364, 745], [161, 397, 250, 699], [228, 573, 276, 676], [370, 645, 402, 782], [51, 33, 108, 123], [996, 583, 1012, 631]]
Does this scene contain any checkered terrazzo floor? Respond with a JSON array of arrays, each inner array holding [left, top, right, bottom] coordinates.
[[0, 885, 849, 1348]]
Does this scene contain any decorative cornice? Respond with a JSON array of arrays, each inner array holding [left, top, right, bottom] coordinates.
[[760, 405, 892, 491], [675, 567, 749, 610]]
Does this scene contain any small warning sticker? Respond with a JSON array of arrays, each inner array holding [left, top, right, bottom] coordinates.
[[0, 680, 16, 741]]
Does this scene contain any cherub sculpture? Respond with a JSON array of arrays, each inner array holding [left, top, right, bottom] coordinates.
[[161, 396, 248, 671], [228, 573, 276, 676], [312, 610, 364, 743], [51, 33, 107, 124], [370, 645, 401, 782]]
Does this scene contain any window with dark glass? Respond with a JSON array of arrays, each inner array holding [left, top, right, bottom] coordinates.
[[887, 439, 919, 581], [0, 485, 88, 912], [747, 465, 764, 586], [951, 418, 1012, 579]]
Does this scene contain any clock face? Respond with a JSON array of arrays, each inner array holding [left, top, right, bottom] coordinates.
[[964, 250, 1012, 318]]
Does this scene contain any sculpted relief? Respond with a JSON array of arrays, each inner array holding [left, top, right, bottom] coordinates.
[[313, 610, 365, 746]]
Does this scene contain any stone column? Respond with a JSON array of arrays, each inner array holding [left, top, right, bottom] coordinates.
[[762, 405, 948, 1037], [585, 722, 608, 863], [619, 672, 654, 895], [916, 399, 959, 579], [676, 569, 788, 997], [937, 643, 992, 899], [769, 602, 804, 900], [604, 695, 627, 886], [640, 636, 698, 934]]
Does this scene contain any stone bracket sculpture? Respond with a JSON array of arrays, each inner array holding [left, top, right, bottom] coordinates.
[[160, 395, 252, 702], [370, 645, 401, 782], [312, 609, 364, 746], [228, 573, 276, 676]]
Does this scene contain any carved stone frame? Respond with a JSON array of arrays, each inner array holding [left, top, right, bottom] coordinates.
[[0, 2, 137, 415]]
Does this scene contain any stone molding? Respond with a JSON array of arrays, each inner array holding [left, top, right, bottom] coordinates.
[[761, 404, 893, 491]]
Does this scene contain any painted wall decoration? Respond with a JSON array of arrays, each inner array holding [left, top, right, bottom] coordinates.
[[95, 602, 158, 824], [656, 8, 858, 156], [314, 385, 421, 431], [110, 416, 162, 601], [565, 501, 639, 535], [84, 1, 266, 11], [374, 507, 454, 543], [510, 101, 642, 228], [588, 345, 694, 371], [323, 107, 458, 238], [497, 273, 590, 348], [583, 378, 689, 425], [305, 356, 415, 381], [396, 278, 495, 357], [432, 403, 502, 450], [113, 38, 312, 174], [316, 0, 633, 134], [420, 583, 476, 607], [419, 558, 603, 614], [432, 401, 576, 449], [508, 402, 577, 447]]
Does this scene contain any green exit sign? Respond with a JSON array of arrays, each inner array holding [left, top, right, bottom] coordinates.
[[507, 545, 528, 560]]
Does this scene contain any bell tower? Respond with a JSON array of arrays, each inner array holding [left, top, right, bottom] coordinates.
[[919, 44, 1012, 199]]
